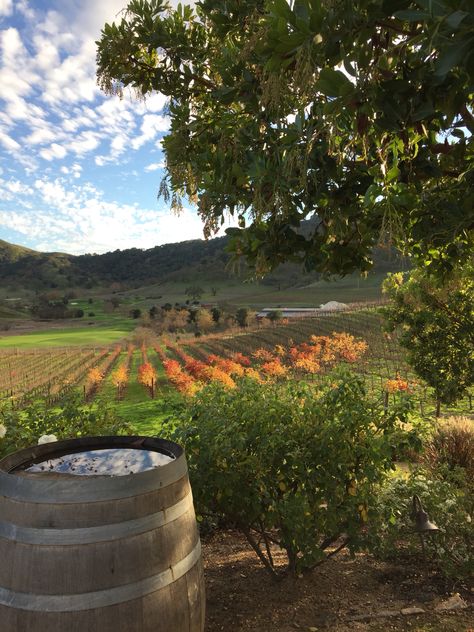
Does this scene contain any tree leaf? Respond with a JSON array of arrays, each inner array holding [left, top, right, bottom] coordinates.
[[386, 165, 400, 182], [446, 10, 469, 30], [316, 68, 352, 97], [270, 0, 294, 22], [434, 43, 468, 77], [393, 9, 429, 21]]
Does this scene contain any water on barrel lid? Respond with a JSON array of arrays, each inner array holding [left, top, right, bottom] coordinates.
[[24, 448, 174, 476]]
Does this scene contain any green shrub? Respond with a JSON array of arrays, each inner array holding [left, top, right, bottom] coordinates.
[[167, 371, 423, 576], [0, 395, 132, 459], [365, 469, 473, 583], [424, 417, 474, 481]]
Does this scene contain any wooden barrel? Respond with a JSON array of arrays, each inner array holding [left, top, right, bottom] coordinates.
[[0, 436, 205, 632]]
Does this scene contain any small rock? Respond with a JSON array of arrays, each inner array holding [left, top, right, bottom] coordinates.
[[434, 593, 468, 612], [401, 606, 425, 616], [308, 628, 318, 631]]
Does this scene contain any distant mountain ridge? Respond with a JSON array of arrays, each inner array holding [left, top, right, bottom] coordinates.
[[0, 234, 407, 291], [0, 235, 232, 290]]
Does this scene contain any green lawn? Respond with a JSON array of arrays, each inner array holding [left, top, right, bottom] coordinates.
[[118, 399, 174, 435], [0, 323, 134, 348]]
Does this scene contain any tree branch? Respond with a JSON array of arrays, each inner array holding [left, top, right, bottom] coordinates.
[[242, 527, 278, 578], [128, 54, 217, 90]]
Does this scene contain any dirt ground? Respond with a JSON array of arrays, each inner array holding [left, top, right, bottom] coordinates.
[[202, 530, 473, 632]]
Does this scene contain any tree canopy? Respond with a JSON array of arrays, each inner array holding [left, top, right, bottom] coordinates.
[[97, 0, 474, 276], [383, 263, 474, 407]]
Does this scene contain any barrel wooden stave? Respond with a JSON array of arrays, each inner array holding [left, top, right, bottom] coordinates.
[[0, 563, 205, 632], [0, 505, 198, 594], [0, 475, 190, 528]]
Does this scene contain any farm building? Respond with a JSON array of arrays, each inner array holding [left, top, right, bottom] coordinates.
[[256, 302, 349, 319], [256, 307, 320, 319]]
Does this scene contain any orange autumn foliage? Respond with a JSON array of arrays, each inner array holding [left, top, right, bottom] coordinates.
[[111, 364, 129, 388], [329, 332, 368, 362], [202, 365, 236, 389], [207, 355, 245, 377], [87, 367, 103, 386], [384, 375, 410, 393], [138, 362, 157, 388], [163, 359, 198, 397], [261, 359, 288, 378], [185, 358, 209, 381], [253, 348, 276, 363], [293, 357, 321, 374], [231, 352, 251, 367]]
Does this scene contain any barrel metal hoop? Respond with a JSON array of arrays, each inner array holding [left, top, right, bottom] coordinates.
[[0, 491, 194, 545], [0, 540, 202, 612]]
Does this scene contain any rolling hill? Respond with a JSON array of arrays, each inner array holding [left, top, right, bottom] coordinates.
[[0, 234, 408, 293]]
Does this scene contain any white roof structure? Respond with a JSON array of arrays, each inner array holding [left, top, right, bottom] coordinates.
[[319, 301, 349, 311]]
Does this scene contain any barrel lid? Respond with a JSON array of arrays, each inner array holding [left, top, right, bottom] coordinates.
[[0, 436, 188, 503]]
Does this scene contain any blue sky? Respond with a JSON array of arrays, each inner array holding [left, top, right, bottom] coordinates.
[[0, 0, 230, 255]]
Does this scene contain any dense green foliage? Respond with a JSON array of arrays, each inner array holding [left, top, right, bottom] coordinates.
[[167, 372, 422, 575], [30, 295, 85, 319], [97, 0, 473, 276], [367, 468, 473, 582], [0, 395, 132, 459], [383, 266, 474, 406]]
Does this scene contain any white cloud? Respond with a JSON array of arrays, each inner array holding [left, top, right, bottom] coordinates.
[[16, 0, 34, 20], [32, 36, 59, 71], [0, 0, 13, 17], [0, 130, 20, 151], [138, 93, 168, 114], [3, 179, 34, 195], [60, 163, 82, 178], [131, 114, 170, 150], [145, 161, 165, 172], [39, 143, 67, 161], [24, 125, 59, 146], [1, 176, 206, 254], [67, 131, 100, 155]]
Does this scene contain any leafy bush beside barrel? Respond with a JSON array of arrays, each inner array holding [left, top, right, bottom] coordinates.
[[167, 371, 423, 576]]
